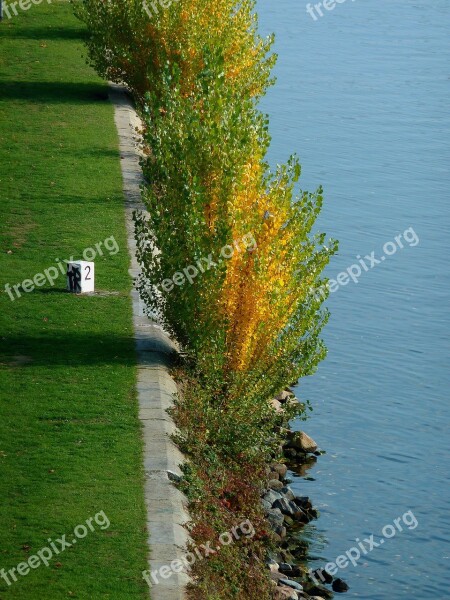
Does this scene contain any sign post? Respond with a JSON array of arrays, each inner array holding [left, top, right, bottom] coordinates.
[[67, 261, 95, 294]]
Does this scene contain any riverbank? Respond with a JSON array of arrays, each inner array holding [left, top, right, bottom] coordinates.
[[73, 2, 338, 598], [261, 390, 349, 599], [171, 374, 346, 599]]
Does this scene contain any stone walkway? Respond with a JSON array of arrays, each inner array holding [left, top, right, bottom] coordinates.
[[109, 83, 190, 600]]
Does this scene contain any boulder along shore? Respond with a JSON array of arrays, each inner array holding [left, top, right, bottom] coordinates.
[[263, 390, 349, 600]]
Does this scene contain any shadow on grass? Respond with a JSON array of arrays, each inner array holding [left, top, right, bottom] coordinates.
[[1, 330, 177, 366], [1, 333, 137, 366], [0, 25, 87, 41], [62, 148, 121, 160], [0, 82, 109, 104]]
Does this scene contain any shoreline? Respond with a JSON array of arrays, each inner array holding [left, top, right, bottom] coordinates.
[[260, 390, 349, 599]]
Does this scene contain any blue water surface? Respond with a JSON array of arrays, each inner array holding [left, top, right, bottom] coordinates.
[[256, 1, 450, 597]]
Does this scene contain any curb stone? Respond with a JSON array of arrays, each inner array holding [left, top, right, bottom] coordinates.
[[109, 83, 190, 600]]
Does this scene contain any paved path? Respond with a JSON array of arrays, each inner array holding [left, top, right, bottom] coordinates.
[[109, 83, 190, 600]]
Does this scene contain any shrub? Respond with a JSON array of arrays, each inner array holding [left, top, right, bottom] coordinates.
[[75, 0, 275, 106], [134, 63, 337, 425]]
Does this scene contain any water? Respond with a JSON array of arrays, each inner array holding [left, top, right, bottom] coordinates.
[[256, 1, 450, 597]]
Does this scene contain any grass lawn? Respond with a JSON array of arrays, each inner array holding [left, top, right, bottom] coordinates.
[[0, 3, 149, 598]]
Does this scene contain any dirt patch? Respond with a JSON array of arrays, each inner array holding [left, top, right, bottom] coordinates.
[[9, 355, 34, 367], [7, 214, 37, 249]]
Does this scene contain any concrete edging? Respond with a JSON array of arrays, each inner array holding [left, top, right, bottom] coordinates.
[[109, 83, 190, 600]]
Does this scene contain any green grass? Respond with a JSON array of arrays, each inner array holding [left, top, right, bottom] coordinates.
[[0, 3, 149, 598]]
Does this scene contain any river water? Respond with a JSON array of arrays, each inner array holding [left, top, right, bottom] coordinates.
[[257, 0, 450, 598]]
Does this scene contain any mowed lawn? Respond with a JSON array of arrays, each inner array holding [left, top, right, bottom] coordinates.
[[0, 3, 149, 599]]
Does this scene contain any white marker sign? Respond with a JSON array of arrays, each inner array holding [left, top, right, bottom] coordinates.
[[67, 261, 94, 293]]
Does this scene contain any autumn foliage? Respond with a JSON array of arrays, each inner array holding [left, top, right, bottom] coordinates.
[[77, 0, 337, 596]]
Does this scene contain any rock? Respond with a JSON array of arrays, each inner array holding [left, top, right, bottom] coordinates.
[[271, 463, 288, 478], [266, 558, 280, 573], [279, 579, 303, 592], [277, 426, 292, 436], [283, 515, 294, 527], [273, 497, 299, 516], [264, 489, 283, 506], [262, 499, 272, 512], [289, 567, 304, 578], [292, 508, 309, 523], [270, 398, 285, 414], [283, 448, 298, 459], [269, 479, 285, 491], [270, 572, 286, 583], [279, 549, 295, 563], [332, 579, 349, 593], [167, 470, 182, 482], [286, 396, 299, 408], [286, 431, 318, 453], [293, 496, 313, 510], [280, 486, 296, 500], [304, 586, 333, 599], [279, 563, 292, 574], [275, 585, 298, 600], [275, 525, 287, 539], [287, 540, 308, 559], [306, 507, 319, 520], [267, 508, 285, 529], [311, 569, 333, 584], [275, 389, 295, 402]]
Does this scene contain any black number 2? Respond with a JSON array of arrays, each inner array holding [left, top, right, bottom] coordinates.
[[85, 266, 91, 280]]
